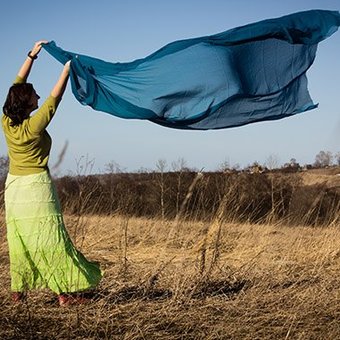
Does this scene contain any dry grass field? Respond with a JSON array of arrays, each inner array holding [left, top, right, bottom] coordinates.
[[1, 212, 340, 339]]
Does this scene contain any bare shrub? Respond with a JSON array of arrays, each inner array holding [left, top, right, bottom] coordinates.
[[289, 185, 340, 226], [54, 168, 338, 227]]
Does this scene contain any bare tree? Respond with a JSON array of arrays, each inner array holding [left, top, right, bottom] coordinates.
[[105, 160, 125, 174], [283, 158, 300, 171], [265, 154, 279, 171], [218, 159, 231, 172], [266, 155, 279, 219], [218, 160, 241, 174], [104, 160, 125, 213], [335, 152, 340, 166], [171, 157, 187, 172], [314, 151, 333, 168], [74, 155, 95, 176], [156, 159, 168, 219], [171, 157, 188, 215]]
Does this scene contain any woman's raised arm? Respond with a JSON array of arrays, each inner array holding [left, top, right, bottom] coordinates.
[[17, 40, 48, 81], [50, 61, 70, 99]]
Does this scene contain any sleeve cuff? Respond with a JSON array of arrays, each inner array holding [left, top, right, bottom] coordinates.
[[13, 75, 25, 85]]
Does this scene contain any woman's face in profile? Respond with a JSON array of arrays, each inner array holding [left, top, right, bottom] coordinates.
[[28, 89, 40, 112]]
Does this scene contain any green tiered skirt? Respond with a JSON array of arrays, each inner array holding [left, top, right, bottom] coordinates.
[[5, 170, 102, 293]]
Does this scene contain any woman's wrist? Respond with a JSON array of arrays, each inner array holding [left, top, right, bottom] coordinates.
[[27, 51, 38, 60]]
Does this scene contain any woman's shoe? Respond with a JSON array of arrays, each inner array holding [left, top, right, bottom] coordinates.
[[58, 293, 90, 306], [11, 292, 25, 303]]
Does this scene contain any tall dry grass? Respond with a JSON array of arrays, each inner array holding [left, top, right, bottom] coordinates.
[[1, 211, 340, 339], [0, 167, 339, 339]]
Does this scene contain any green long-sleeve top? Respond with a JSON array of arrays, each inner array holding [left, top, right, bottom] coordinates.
[[2, 76, 61, 176]]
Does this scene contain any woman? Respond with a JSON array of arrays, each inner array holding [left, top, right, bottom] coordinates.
[[2, 41, 102, 306]]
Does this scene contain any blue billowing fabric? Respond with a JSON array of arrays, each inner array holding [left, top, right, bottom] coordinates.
[[43, 10, 340, 130]]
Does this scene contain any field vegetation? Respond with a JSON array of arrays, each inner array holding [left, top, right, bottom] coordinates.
[[0, 159, 339, 339]]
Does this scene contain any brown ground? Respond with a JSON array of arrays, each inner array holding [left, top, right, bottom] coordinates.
[[0, 214, 340, 339], [299, 167, 340, 188]]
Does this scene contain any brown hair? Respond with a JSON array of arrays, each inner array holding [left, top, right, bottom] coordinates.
[[3, 83, 35, 127]]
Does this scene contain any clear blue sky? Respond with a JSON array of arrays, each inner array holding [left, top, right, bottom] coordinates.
[[1, 0, 339, 174]]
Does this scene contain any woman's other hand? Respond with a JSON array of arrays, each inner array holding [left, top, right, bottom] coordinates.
[[64, 60, 71, 73]]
